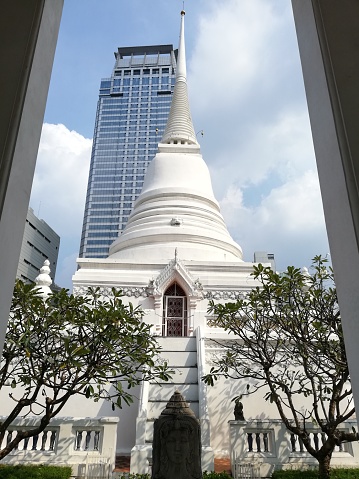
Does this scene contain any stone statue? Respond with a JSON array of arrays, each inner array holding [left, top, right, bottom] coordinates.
[[234, 398, 245, 421], [152, 390, 202, 479]]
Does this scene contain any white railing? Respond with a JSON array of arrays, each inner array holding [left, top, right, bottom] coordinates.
[[1, 427, 58, 453], [79, 454, 112, 479], [229, 419, 359, 478], [232, 458, 261, 479], [0, 416, 119, 478], [289, 430, 346, 453]]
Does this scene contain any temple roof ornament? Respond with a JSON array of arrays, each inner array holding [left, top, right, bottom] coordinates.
[[161, 10, 198, 147], [35, 259, 52, 298]]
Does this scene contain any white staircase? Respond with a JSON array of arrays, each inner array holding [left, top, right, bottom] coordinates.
[[130, 332, 213, 473], [146, 337, 199, 443]]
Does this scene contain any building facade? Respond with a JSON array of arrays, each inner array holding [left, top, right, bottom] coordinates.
[[79, 45, 177, 258], [254, 251, 276, 271], [16, 207, 60, 284]]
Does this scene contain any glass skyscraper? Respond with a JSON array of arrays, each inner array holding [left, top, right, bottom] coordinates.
[[79, 45, 177, 258]]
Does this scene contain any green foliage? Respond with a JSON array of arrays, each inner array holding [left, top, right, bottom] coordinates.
[[329, 469, 359, 478], [0, 464, 72, 479], [272, 471, 319, 479], [202, 471, 232, 479], [115, 473, 232, 479], [115, 474, 151, 479], [0, 281, 172, 459], [203, 256, 356, 478], [271, 469, 359, 479]]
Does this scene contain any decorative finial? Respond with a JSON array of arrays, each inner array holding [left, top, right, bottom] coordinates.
[[35, 259, 53, 298], [160, 390, 196, 417]]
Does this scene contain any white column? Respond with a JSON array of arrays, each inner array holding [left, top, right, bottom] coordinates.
[[0, 0, 64, 357], [292, 0, 359, 409]]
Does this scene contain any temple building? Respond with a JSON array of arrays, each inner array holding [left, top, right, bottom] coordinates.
[[72, 10, 266, 470]]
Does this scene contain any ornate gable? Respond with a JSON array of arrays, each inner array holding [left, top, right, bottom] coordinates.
[[147, 250, 203, 308]]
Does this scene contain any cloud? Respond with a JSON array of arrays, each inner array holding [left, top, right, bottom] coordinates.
[[220, 170, 329, 270], [208, 108, 316, 199], [188, 0, 329, 270], [30, 123, 92, 239], [29, 123, 92, 289], [189, 0, 312, 190], [189, 0, 280, 112]]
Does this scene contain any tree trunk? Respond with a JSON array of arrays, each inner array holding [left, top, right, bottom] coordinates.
[[318, 454, 331, 479]]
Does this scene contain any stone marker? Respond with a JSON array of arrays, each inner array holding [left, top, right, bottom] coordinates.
[[152, 390, 202, 479]]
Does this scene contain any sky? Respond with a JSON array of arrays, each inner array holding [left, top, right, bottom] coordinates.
[[29, 0, 330, 290]]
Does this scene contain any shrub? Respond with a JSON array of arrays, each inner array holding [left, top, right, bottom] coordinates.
[[115, 473, 232, 479], [272, 471, 319, 479], [0, 464, 72, 479], [330, 469, 359, 479], [271, 469, 359, 478], [115, 474, 151, 479], [202, 472, 232, 479]]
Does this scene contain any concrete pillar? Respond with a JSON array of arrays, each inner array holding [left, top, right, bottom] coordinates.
[[0, 0, 64, 356], [292, 0, 359, 408]]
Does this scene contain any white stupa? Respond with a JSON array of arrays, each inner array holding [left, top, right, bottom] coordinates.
[[72, 11, 265, 469], [108, 11, 242, 264], [73, 11, 251, 300]]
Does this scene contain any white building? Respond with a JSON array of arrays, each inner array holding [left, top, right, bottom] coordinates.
[[71, 10, 259, 468], [16, 207, 60, 284]]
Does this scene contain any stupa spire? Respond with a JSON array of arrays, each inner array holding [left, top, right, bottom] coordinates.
[[161, 10, 198, 146]]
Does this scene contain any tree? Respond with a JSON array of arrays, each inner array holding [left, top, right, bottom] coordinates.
[[0, 281, 172, 459], [203, 256, 357, 479]]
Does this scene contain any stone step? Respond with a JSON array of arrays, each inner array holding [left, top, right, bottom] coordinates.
[[149, 383, 199, 401], [147, 399, 199, 419], [156, 336, 197, 352], [154, 366, 198, 384], [157, 350, 197, 367]]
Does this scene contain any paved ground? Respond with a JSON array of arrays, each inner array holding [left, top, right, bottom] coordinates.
[[115, 455, 130, 472], [214, 456, 232, 474], [115, 455, 232, 475]]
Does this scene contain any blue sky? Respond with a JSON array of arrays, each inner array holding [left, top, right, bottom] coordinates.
[[30, 0, 329, 289]]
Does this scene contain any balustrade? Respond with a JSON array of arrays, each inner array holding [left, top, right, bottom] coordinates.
[[75, 429, 101, 451], [0, 428, 58, 453], [0, 416, 119, 477], [289, 431, 345, 453], [229, 419, 359, 478], [246, 431, 271, 453]]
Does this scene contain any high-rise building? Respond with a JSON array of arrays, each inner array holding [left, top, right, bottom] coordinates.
[[254, 251, 276, 271], [17, 207, 60, 284], [79, 45, 177, 258]]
